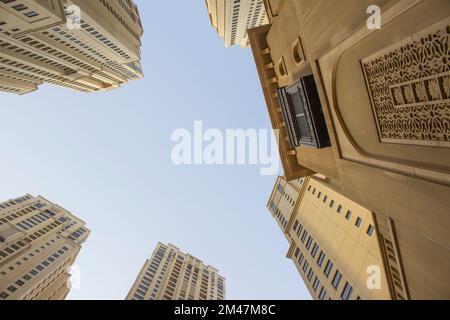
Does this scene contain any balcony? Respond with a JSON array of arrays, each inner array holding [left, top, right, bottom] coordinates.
[[278, 75, 331, 149]]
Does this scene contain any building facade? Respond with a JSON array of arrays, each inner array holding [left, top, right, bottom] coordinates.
[[0, 194, 90, 300], [0, 0, 143, 94], [206, 0, 268, 48], [126, 242, 226, 300], [269, 176, 393, 300], [249, 0, 450, 299]]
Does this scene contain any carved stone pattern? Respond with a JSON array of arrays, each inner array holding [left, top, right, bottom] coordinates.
[[362, 23, 450, 146]]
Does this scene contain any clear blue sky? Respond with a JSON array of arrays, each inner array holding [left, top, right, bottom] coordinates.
[[0, 0, 310, 300]]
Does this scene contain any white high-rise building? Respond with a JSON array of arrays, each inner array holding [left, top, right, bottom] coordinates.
[[206, 0, 268, 48], [0, 195, 90, 300], [126, 243, 226, 300]]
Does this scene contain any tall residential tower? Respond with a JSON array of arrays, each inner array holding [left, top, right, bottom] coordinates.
[[268, 176, 394, 300], [0, 194, 90, 300], [249, 0, 450, 299], [206, 0, 268, 48], [0, 0, 143, 94], [126, 242, 226, 300]]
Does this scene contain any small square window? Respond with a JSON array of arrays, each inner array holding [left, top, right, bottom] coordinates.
[[15, 280, 25, 287], [7, 286, 17, 293]]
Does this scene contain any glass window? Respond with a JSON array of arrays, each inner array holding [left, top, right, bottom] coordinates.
[[332, 270, 342, 289], [302, 260, 309, 273], [341, 282, 353, 300], [311, 243, 319, 258], [355, 217, 363, 228], [345, 211, 352, 220], [306, 237, 313, 250], [317, 251, 325, 267], [307, 268, 314, 281], [324, 260, 333, 277], [313, 277, 320, 292], [367, 225, 375, 236], [319, 287, 327, 300], [289, 91, 311, 139]]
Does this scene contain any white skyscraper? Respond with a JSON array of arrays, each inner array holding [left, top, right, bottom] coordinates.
[[206, 0, 269, 48]]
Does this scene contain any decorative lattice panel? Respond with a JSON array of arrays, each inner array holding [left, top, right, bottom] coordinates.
[[362, 20, 450, 147]]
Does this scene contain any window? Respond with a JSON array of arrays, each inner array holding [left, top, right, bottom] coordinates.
[[311, 243, 319, 258], [270, 202, 277, 213], [298, 254, 304, 265], [278, 75, 331, 149], [15, 280, 24, 287], [355, 217, 363, 228], [367, 225, 375, 236], [332, 270, 342, 289], [25, 11, 39, 18], [306, 237, 313, 250], [341, 282, 353, 300], [301, 230, 308, 243], [317, 251, 325, 267], [7, 286, 17, 293], [312, 277, 320, 292], [12, 4, 28, 12], [345, 211, 352, 220], [277, 184, 284, 193], [318, 287, 327, 300], [324, 260, 333, 277], [337, 205, 343, 214], [302, 260, 309, 273], [307, 268, 314, 281]]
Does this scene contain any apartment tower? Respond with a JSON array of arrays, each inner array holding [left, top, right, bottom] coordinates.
[[249, 0, 450, 299], [0, 194, 90, 300], [126, 242, 226, 300], [206, 0, 268, 47], [268, 176, 395, 300], [0, 0, 144, 94]]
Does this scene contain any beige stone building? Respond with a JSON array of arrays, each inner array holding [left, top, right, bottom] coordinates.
[[0, 194, 90, 300], [0, 0, 143, 94], [249, 0, 450, 299], [269, 176, 393, 300], [206, 0, 268, 48], [126, 242, 226, 300]]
